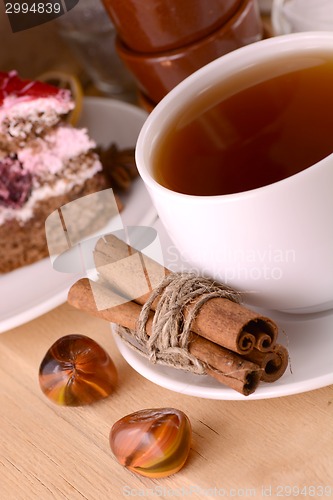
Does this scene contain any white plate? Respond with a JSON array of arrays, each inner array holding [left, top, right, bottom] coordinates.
[[111, 218, 333, 400], [0, 97, 150, 334]]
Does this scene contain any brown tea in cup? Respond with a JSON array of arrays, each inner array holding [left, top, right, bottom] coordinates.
[[153, 52, 333, 195]]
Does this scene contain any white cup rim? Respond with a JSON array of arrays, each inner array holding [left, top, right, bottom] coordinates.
[[136, 31, 333, 201]]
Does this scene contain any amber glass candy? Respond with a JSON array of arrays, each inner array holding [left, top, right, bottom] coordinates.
[[110, 408, 192, 478], [39, 334, 117, 406]]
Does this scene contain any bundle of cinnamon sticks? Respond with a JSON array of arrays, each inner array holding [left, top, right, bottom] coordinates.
[[68, 233, 289, 396]]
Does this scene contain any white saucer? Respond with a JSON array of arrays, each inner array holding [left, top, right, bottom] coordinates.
[[112, 306, 333, 400]]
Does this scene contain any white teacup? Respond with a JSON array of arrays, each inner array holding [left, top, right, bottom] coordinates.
[[136, 32, 333, 313]]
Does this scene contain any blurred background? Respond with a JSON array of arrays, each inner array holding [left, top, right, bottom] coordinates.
[[0, 4, 79, 77], [3, 0, 331, 108], [0, 0, 138, 102], [0, 0, 269, 106]]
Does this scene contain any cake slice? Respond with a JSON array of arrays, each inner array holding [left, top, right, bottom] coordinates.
[[0, 71, 108, 273], [0, 70, 74, 151]]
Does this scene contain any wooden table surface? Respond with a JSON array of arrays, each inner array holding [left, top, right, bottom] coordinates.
[[0, 302, 332, 500]]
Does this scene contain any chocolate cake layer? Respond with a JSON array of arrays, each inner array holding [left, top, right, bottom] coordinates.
[[0, 173, 108, 273]]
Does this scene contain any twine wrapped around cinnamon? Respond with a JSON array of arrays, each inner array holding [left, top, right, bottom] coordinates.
[[94, 234, 278, 355]]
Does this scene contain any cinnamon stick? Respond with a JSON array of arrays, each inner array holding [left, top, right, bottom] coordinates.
[[189, 335, 261, 396], [255, 332, 274, 352], [94, 234, 278, 355], [68, 278, 261, 396], [243, 345, 289, 383]]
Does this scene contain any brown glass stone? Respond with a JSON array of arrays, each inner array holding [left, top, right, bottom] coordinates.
[[110, 408, 192, 478], [39, 334, 117, 406]]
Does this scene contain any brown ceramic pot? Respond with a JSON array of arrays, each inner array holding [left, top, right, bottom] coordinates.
[[116, 0, 263, 103], [102, 0, 242, 53]]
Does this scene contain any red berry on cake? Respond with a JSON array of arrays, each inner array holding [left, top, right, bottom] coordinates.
[[0, 70, 74, 150]]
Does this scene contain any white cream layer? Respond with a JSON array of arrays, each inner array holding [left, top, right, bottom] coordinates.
[[0, 95, 74, 138], [17, 126, 96, 175], [0, 126, 102, 224]]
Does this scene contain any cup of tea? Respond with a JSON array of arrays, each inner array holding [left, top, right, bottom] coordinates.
[[136, 32, 333, 313]]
